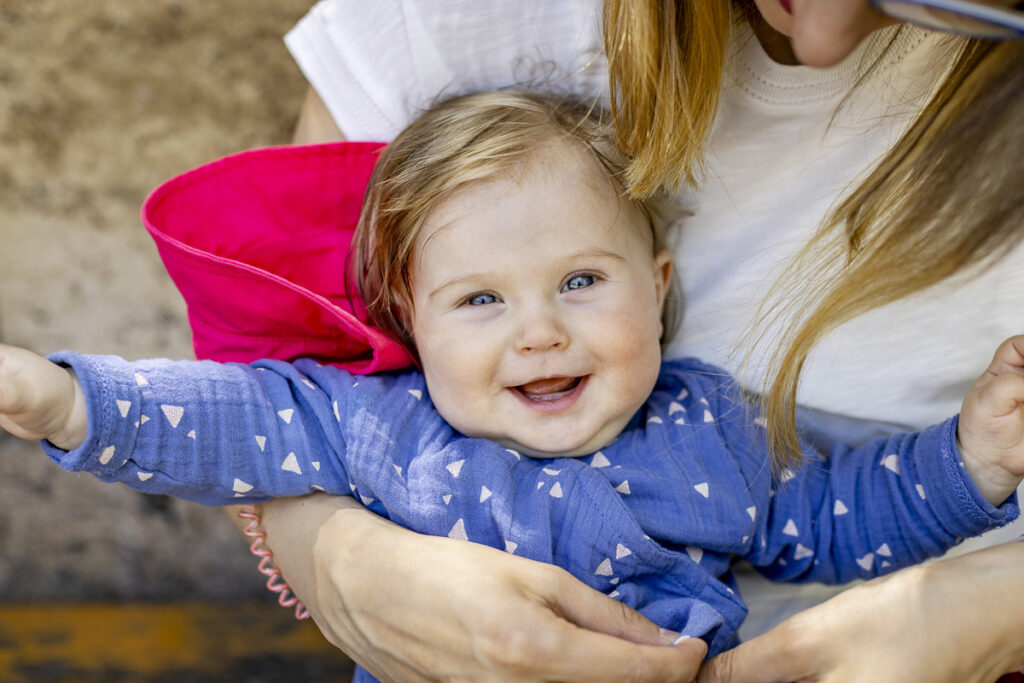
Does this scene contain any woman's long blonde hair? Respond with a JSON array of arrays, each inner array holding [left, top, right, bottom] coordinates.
[[605, 0, 1024, 472]]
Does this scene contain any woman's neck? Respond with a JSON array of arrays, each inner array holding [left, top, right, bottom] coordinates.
[[748, 12, 800, 65]]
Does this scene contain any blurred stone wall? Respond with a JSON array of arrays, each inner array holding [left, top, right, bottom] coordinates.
[[0, 0, 313, 599]]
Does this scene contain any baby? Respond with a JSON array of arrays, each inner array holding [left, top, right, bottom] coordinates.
[[1, 91, 1021, 664]]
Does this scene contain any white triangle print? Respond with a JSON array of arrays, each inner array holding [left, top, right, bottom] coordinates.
[[161, 405, 184, 428], [916, 484, 926, 499], [647, 416, 663, 424], [834, 499, 849, 515], [505, 449, 521, 460], [686, 546, 703, 564], [703, 409, 714, 423], [134, 373, 148, 386], [277, 409, 294, 424], [782, 519, 799, 536], [408, 389, 422, 400], [591, 452, 611, 468], [669, 401, 684, 415], [675, 417, 686, 425], [333, 401, 340, 422], [311, 485, 325, 492], [694, 482, 709, 498], [233, 478, 254, 494], [505, 541, 518, 554], [754, 416, 767, 428], [448, 518, 468, 541], [394, 464, 403, 476], [281, 452, 302, 474], [446, 460, 465, 478], [137, 472, 153, 482], [359, 494, 375, 506], [480, 486, 492, 503], [537, 481, 545, 490], [542, 467, 562, 475], [880, 454, 900, 474], [746, 506, 756, 521], [779, 469, 796, 484], [615, 544, 631, 559], [442, 494, 452, 505], [700, 398, 709, 406], [99, 446, 116, 465], [116, 400, 131, 418], [254, 435, 266, 452], [610, 577, 620, 585], [856, 553, 875, 571], [876, 543, 892, 557], [301, 378, 317, 391], [609, 591, 620, 599], [793, 544, 814, 560], [140, 415, 150, 425], [549, 482, 563, 498], [594, 558, 613, 576], [677, 388, 689, 400], [312, 461, 321, 471], [186, 430, 196, 439], [615, 480, 631, 495]]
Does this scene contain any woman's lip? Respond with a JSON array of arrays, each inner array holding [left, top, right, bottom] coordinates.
[[779, 0, 793, 14], [510, 375, 588, 414]]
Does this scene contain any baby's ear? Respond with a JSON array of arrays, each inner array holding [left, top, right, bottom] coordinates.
[[652, 249, 674, 309]]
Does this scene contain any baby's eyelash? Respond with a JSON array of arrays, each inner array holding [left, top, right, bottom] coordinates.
[[562, 271, 603, 292], [461, 292, 500, 307]]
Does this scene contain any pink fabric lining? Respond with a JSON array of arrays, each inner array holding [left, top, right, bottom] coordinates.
[[142, 142, 414, 373]]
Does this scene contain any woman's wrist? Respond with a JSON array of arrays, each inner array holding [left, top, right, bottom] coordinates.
[[256, 495, 365, 613], [933, 541, 1024, 674]]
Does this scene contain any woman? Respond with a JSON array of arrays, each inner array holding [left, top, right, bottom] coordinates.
[[248, 0, 1024, 680]]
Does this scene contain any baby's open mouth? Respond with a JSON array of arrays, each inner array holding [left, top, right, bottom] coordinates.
[[514, 376, 583, 402]]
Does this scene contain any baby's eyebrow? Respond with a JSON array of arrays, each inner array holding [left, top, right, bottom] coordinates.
[[427, 249, 628, 300], [565, 248, 628, 263], [428, 273, 491, 300]]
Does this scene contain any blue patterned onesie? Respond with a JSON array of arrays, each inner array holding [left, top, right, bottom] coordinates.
[[43, 352, 1017, 678]]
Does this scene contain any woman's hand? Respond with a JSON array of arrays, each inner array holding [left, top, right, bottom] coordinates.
[[257, 494, 707, 682], [698, 541, 1024, 683]]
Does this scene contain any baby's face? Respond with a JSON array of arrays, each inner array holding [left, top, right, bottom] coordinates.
[[409, 145, 672, 458]]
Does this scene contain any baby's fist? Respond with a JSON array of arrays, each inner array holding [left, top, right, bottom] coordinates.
[[0, 344, 87, 449], [958, 335, 1024, 506]]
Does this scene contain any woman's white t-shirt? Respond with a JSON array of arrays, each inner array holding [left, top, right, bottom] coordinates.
[[286, 0, 1024, 630]]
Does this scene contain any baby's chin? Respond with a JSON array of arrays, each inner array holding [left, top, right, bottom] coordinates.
[[492, 432, 617, 460]]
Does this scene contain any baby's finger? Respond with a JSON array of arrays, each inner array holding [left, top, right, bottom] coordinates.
[[984, 335, 1024, 377], [975, 371, 1024, 419]]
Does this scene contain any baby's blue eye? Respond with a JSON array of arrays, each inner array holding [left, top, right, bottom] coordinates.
[[563, 274, 596, 291], [466, 293, 498, 306]]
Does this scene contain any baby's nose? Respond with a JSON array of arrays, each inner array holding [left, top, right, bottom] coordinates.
[[513, 307, 569, 353]]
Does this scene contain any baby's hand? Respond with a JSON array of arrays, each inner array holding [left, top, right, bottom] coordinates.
[[958, 335, 1024, 506], [0, 344, 87, 450]]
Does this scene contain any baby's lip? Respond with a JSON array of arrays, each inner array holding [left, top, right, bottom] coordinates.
[[510, 375, 588, 413], [517, 376, 579, 398]]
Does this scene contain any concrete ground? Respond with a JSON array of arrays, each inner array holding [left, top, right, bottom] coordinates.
[[1, 1, 314, 600]]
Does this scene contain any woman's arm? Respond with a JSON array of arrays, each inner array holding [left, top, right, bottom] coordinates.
[[244, 494, 708, 682], [698, 540, 1024, 683], [292, 87, 344, 144]]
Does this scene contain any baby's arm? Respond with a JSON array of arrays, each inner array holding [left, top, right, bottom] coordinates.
[[957, 334, 1024, 506], [0, 344, 88, 450], [0, 344, 361, 505]]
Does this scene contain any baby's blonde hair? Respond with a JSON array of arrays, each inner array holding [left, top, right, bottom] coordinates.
[[353, 89, 679, 356]]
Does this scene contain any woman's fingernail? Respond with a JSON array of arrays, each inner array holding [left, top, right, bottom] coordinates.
[[659, 627, 680, 644], [672, 634, 692, 647]]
